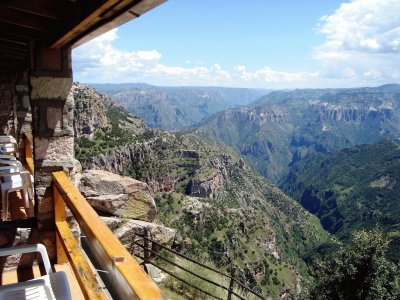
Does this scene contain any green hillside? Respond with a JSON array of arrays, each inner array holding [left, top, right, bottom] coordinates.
[[280, 140, 400, 261], [197, 84, 400, 183], [92, 83, 269, 130], [73, 84, 329, 298]]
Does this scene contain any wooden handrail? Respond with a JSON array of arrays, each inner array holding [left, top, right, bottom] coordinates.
[[23, 132, 34, 174], [52, 171, 165, 300], [54, 185, 107, 300]]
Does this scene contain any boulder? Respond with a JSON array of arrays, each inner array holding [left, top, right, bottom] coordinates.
[[79, 170, 156, 221], [101, 217, 177, 250]]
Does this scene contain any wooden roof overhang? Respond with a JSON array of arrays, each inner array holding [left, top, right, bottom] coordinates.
[[0, 0, 166, 71]]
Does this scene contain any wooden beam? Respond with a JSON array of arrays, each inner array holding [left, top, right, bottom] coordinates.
[[0, 44, 27, 53], [0, 34, 29, 46], [0, 56, 26, 66], [51, 0, 125, 48], [0, 62, 23, 69], [0, 6, 51, 32], [53, 0, 166, 48], [56, 221, 108, 300], [3, 0, 61, 20], [0, 49, 26, 59]]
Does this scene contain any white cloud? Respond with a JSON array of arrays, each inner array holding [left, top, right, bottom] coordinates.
[[73, 0, 400, 88], [73, 29, 234, 86], [73, 28, 317, 88], [73, 29, 162, 82], [315, 0, 400, 85], [233, 65, 317, 86]]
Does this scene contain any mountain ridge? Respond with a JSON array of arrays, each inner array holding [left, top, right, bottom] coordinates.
[[72, 83, 329, 297], [196, 84, 400, 182], [91, 83, 270, 130]]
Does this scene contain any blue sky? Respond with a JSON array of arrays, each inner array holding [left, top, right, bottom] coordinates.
[[73, 0, 400, 89]]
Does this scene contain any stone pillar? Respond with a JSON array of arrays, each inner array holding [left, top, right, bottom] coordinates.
[[15, 71, 32, 138], [29, 44, 74, 259], [0, 74, 15, 135], [14, 71, 32, 159]]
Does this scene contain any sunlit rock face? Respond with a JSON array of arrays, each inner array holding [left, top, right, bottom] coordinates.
[[79, 169, 156, 222]]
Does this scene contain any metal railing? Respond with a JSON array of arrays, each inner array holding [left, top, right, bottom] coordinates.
[[130, 228, 267, 300]]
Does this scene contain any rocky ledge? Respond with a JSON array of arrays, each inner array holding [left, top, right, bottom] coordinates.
[[79, 169, 156, 222]]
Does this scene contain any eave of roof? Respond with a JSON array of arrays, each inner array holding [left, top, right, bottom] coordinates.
[[0, 0, 166, 71], [55, 0, 166, 49]]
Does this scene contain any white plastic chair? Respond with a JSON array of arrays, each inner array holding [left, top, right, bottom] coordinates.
[[0, 135, 18, 157], [0, 136, 16, 144], [0, 158, 23, 169], [0, 158, 34, 220], [0, 142, 18, 156], [0, 244, 71, 300], [0, 168, 33, 221], [0, 155, 17, 161]]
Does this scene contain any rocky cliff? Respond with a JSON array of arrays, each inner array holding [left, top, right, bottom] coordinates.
[[197, 84, 400, 182], [73, 83, 111, 138], [92, 83, 269, 130], [79, 169, 157, 221], [72, 83, 329, 297]]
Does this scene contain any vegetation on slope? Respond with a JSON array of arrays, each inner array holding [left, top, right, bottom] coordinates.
[[93, 83, 269, 130], [197, 84, 400, 182], [74, 85, 151, 163], [73, 84, 329, 298], [306, 229, 400, 300], [280, 139, 400, 261]]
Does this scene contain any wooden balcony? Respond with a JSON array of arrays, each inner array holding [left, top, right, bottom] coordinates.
[[0, 134, 165, 299]]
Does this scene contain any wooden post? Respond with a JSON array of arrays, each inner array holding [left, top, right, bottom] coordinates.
[[54, 186, 68, 264], [227, 266, 237, 300], [24, 133, 34, 174], [143, 228, 150, 274]]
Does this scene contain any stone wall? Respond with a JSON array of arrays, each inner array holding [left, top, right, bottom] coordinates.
[[15, 71, 32, 139], [0, 74, 14, 135], [0, 46, 76, 261], [30, 44, 75, 259]]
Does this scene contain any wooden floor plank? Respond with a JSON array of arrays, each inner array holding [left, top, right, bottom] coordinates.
[[55, 263, 85, 300]]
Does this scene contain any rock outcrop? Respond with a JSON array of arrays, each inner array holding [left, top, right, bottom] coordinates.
[[79, 170, 156, 222], [84, 138, 176, 193], [72, 83, 111, 138], [187, 167, 224, 198], [101, 217, 176, 248]]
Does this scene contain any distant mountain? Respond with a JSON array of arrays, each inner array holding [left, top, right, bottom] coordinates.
[[91, 83, 269, 130], [196, 84, 400, 182], [73, 83, 329, 297], [279, 140, 400, 261]]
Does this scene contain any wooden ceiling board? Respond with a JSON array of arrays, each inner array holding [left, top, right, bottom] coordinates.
[[0, 0, 166, 72]]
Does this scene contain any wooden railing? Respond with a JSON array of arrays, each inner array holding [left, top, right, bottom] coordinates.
[[52, 171, 165, 300], [23, 132, 34, 174]]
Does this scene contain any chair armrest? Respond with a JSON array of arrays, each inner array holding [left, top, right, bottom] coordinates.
[[0, 172, 22, 177], [0, 159, 23, 169], [0, 168, 29, 176], [0, 244, 52, 274], [0, 166, 19, 173], [0, 155, 16, 160], [0, 278, 54, 299]]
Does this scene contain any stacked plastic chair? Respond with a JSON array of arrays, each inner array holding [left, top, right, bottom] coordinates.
[[0, 136, 18, 157], [0, 135, 34, 221], [0, 244, 71, 299]]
